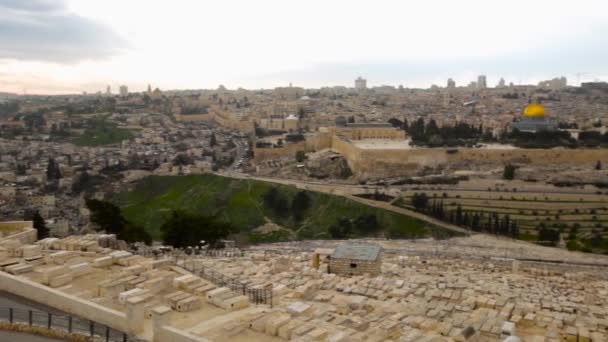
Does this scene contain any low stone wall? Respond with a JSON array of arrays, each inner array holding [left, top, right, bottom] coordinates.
[[0, 271, 128, 333], [157, 326, 211, 342], [0, 228, 37, 245], [329, 258, 381, 277]]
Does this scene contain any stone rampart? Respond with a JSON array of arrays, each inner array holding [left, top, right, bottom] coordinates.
[[253, 131, 608, 179]]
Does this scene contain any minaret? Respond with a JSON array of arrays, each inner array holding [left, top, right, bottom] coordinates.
[[147, 84, 152, 93]]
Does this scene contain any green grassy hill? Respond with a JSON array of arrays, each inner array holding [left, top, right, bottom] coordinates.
[[113, 175, 455, 242]]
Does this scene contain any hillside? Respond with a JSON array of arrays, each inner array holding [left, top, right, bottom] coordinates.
[[113, 174, 456, 242]]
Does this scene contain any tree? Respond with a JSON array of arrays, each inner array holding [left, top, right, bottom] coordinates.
[[353, 214, 380, 234], [538, 226, 560, 246], [263, 187, 289, 218], [291, 191, 312, 221], [32, 211, 49, 240], [329, 217, 352, 238], [72, 171, 91, 194], [173, 153, 193, 166], [411, 193, 429, 211], [46, 158, 62, 181], [86, 199, 151, 244], [296, 151, 306, 163], [160, 211, 234, 248], [455, 204, 463, 225], [210, 133, 217, 147], [86, 199, 126, 235], [503, 164, 516, 180]]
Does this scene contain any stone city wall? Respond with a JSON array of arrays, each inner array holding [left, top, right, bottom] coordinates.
[[253, 133, 332, 162], [254, 131, 608, 178], [0, 271, 129, 333], [208, 111, 255, 133], [174, 113, 209, 122]]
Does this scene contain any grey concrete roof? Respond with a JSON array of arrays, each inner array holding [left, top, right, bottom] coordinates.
[[331, 244, 382, 261]]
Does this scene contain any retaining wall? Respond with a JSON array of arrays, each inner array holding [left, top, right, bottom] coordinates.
[[0, 271, 128, 333]]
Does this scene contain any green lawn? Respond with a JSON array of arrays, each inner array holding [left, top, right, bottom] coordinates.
[[73, 119, 134, 146], [113, 175, 455, 242]]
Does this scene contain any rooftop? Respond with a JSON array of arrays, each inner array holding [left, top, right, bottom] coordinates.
[[331, 243, 382, 261]]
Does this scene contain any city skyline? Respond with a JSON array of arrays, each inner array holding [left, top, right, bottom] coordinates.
[[1, 0, 607, 94]]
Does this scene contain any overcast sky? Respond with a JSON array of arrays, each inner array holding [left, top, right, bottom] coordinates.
[[0, 0, 607, 94]]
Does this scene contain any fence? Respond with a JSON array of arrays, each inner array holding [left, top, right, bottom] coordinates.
[[0, 307, 139, 342], [181, 259, 273, 307]]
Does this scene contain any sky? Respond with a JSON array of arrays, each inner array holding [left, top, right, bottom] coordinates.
[[0, 0, 607, 95]]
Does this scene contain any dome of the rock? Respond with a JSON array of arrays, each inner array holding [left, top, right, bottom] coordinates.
[[523, 104, 545, 118]]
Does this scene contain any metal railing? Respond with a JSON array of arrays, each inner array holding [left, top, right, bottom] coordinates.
[[0, 307, 139, 342], [181, 259, 273, 307]]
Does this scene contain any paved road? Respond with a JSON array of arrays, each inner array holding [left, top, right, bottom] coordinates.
[[0, 292, 124, 341], [0, 331, 64, 342]]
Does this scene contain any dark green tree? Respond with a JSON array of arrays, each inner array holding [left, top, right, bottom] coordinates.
[[263, 187, 289, 217], [411, 193, 429, 211], [160, 211, 234, 248], [86, 199, 151, 244], [32, 210, 49, 240], [503, 164, 516, 180], [291, 191, 312, 221], [329, 217, 352, 238], [46, 158, 62, 181], [295, 151, 306, 163]]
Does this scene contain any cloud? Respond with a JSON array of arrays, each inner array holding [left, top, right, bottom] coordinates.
[[0, 0, 127, 63]]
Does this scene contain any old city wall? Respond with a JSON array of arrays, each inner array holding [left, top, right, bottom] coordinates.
[[0, 271, 129, 332], [253, 133, 332, 163], [253, 131, 608, 178], [208, 111, 255, 133], [348, 147, 608, 178], [453, 148, 608, 166], [175, 113, 209, 122]]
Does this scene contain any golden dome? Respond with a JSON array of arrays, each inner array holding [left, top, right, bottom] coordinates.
[[523, 104, 545, 118]]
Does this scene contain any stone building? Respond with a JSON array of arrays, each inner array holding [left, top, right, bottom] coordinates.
[[329, 243, 382, 277]]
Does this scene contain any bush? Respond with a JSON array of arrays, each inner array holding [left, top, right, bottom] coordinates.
[[503, 164, 516, 180], [295, 151, 306, 163]]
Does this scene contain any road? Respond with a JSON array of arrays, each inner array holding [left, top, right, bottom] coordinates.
[[0, 331, 64, 342], [0, 292, 67, 342], [0, 292, 125, 342]]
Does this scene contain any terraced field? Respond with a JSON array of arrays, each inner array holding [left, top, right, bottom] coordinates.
[[397, 189, 608, 253]]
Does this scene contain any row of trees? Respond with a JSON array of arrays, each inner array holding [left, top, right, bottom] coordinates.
[[411, 193, 519, 237], [328, 214, 380, 238], [86, 199, 239, 248], [389, 117, 492, 147], [160, 211, 236, 248], [263, 188, 312, 222]]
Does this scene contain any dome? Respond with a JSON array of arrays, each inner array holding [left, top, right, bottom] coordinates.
[[523, 104, 545, 118]]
